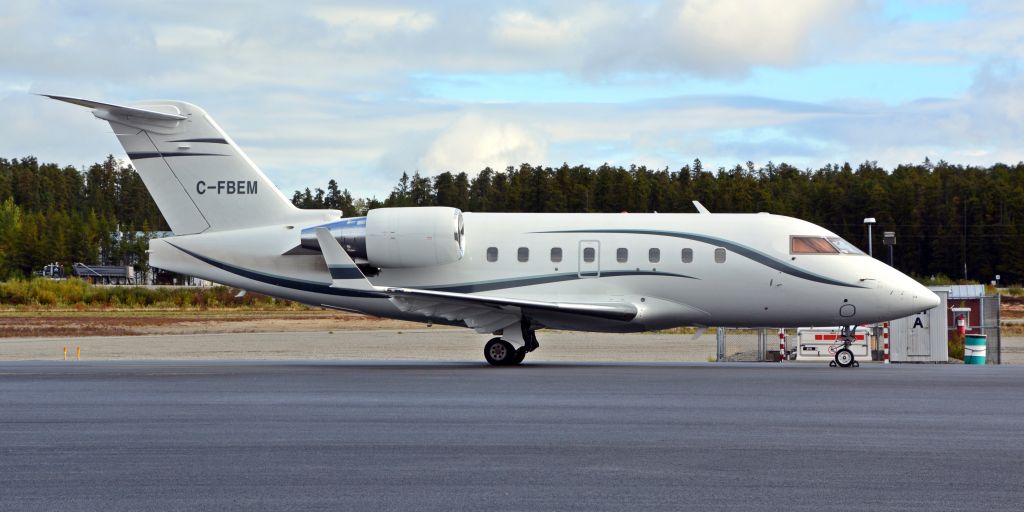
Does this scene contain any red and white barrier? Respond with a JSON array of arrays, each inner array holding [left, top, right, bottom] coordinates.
[[778, 329, 786, 362], [883, 322, 890, 364]]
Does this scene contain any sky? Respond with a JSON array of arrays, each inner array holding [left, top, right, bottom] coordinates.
[[1, 0, 1023, 199]]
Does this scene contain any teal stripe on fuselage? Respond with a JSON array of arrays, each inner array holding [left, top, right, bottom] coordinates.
[[534, 229, 864, 289], [168, 243, 388, 299], [423, 270, 696, 293], [168, 244, 696, 297]]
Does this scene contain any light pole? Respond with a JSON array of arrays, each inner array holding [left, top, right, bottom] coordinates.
[[864, 217, 876, 257], [883, 231, 895, 267]]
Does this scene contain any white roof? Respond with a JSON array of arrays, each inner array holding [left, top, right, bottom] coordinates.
[[949, 284, 986, 298]]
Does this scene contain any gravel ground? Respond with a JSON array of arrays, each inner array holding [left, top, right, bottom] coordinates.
[[2, 321, 1021, 364], [0, 329, 723, 362], [999, 336, 1024, 364]]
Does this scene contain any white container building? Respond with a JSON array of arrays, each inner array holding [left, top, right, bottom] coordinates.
[[888, 286, 949, 363]]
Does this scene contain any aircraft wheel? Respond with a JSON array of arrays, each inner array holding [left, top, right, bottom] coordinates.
[[835, 348, 854, 368], [511, 348, 527, 365], [484, 338, 516, 366]]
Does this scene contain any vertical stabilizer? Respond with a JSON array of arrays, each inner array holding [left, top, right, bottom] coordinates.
[[44, 95, 308, 235]]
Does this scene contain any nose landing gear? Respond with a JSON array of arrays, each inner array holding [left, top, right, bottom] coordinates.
[[828, 325, 861, 368]]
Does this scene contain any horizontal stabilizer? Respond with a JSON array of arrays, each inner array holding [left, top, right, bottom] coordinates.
[[39, 94, 187, 121]]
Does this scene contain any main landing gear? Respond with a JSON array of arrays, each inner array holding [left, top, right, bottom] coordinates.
[[828, 325, 861, 368], [483, 322, 539, 366]]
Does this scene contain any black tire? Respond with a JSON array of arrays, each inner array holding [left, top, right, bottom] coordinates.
[[511, 348, 527, 365], [484, 338, 516, 366], [835, 348, 854, 368]]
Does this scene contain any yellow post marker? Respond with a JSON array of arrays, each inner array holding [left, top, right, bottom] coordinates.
[[76, 345, 81, 361], [63, 345, 67, 361]]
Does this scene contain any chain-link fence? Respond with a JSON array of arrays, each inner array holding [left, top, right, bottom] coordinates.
[[716, 328, 867, 363], [714, 297, 1005, 363], [716, 328, 779, 362], [982, 295, 1001, 364], [954, 295, 1002, 364]]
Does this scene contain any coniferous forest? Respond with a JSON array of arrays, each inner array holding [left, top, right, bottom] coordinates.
[[3, 155, 1024, 283]]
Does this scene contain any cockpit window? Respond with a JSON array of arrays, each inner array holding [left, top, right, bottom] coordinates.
[[791, 236, 838, 254], [790, 236, 865, 255], [826, 237, 865, 255]]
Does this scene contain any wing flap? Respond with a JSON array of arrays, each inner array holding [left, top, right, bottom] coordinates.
[[386, 287, 638, 322]]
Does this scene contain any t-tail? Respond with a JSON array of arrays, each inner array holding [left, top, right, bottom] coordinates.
[[42, 94, 334, 234]]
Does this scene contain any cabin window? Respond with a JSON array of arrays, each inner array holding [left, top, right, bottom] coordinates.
[[714, 248, 726, 263], [583, 247, 596, 263], [649, 248, 660, 263], [486, 247, 498, 262], [517, 247, 529, 262], [551, 247, 563, 263], [616, 248, 628, 263], [681, 248, 693, 263]]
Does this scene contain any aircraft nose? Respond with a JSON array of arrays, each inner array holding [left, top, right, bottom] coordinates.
[[901, 278, 939, 312], [863, 261, 939, 319], [915, 286, 941, 311]]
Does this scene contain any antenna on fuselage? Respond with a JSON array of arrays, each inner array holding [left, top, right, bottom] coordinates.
[[692, 201, 711, 214]]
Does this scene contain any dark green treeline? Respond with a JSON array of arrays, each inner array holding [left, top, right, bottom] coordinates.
[[297, 159, 1024, 283], [0, 156, 164, 278], [3, 156, 1024, 283]]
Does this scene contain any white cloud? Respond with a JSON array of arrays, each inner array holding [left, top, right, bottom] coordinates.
[[493, 8, 610, 48], [153, 25, 233, 49], [4, 0, 1024, 200], [671, 0, 865, 72], [489, 0, 869, 76], [419, 113, 547, 173], [308, 6, 435, 42]]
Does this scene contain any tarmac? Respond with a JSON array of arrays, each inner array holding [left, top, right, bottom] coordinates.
[[2, 360, 1022, 511]]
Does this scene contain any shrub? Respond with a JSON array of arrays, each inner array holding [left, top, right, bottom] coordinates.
[[0, 277, 309, 311], [35, 289, 58, 306], [948, 333, 965, 361], [915, 273, 956, 286]]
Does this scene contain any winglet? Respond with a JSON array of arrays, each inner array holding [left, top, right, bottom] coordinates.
[[314, 227, 377, 291], [40, 94, 187, 121], [692, 200, 711, 214]]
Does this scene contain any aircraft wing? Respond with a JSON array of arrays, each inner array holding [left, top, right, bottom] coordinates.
[[314, 227, 637, 333], [385, 287, 637, 333]]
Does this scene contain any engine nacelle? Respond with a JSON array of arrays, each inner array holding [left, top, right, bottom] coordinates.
[[299, 207, 465, 268], [365, 207, 465, 268]]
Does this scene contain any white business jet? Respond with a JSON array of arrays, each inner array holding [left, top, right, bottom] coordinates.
[[46, 95, 939, 366]]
